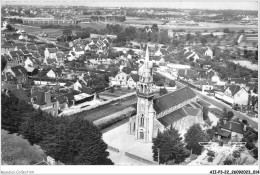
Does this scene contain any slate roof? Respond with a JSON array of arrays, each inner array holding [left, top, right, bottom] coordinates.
[[230, 78, 247, 84], [217, 128, 231, 137], [11, 65, 27, 77], [130, 74, 139, 82], [1, 42, 13, 48], [183, 106, 200, 116], [27, 44, 38, 50], [31, 90, 46, 105], [20, 49, 30, 55], [2, 54, 12, 62], [46, 58, 57, 64], [47, 48, 58, 53], [158, 107, 187, 127], [194, 79, 215, 86], [153, 87, 196, 114], [225, 85, 242, 96], [221, 121, 244, 134]]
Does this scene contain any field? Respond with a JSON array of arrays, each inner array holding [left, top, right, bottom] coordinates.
[[231, 60, 258, 71], [1, 129, 44, 165], [13, 24, 63, 37], [79, 22, 107, 30], [124, 17, 166, 25]]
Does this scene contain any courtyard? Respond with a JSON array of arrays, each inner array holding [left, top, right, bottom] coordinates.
[[103, 122, 156, 165]]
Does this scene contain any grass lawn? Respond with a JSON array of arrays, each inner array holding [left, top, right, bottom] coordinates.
[[209, 108, 223, 118], [1, 129, 45, 165]]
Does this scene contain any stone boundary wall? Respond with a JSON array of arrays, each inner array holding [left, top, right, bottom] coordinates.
[[125, 152, 158, 165]]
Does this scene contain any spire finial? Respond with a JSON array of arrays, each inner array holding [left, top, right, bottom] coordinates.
[[145, 45, 149, 62]]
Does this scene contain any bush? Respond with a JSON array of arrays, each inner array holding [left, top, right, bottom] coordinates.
[[207, 156, 213, 162], [223, 158, 233, 165], [232, 150, 241, 158], [207, 151, 215, 157]]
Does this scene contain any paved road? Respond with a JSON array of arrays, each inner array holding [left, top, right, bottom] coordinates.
[[178, 81, 258, 131], [156, 71, 258, 131]]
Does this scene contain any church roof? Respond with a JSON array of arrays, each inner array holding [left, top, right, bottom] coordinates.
[[158, 107, 187, 127], [183, 106, 200, 116], [153, 87, 196, 114]]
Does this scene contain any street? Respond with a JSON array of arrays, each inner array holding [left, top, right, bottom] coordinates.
[[156, 70, 258, 131]]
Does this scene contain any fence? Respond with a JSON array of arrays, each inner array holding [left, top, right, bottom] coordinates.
[[125, 152, 158, 165]]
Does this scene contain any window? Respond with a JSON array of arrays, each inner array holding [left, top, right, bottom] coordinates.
[[140, 114, 144, 126]]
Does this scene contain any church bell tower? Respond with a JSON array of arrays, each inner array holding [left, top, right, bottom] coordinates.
[[135, 46, 155, 143]]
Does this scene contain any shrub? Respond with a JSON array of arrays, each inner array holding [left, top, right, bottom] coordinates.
[[207, 151, 215, 157], [223, 158, 233, 165], [207, 156, 213, 162], [232, 150, 241, 158]]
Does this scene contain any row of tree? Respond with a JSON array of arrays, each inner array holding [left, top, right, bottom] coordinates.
[[1, 93, 113, 165], [152, 124, 210, 164]]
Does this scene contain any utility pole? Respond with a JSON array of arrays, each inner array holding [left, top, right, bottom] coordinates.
[[157, 148, 160, 165]]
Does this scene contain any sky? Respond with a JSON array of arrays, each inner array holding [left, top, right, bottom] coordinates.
[[2, 0, 258, 11]]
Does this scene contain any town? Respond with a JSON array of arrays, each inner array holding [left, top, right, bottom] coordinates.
[[1, 2, 258, 167]]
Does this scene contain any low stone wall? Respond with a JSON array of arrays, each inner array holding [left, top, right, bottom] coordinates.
[[59, 92, 136, 116], [107, 146, 119, 153], [125, 152, 158, 165]]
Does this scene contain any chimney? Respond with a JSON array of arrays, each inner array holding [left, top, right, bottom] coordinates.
[[184, 69, 187, 75], [243, 124, 247, 131], [17, 84, 22, 90], [44, 90, 51, 104]]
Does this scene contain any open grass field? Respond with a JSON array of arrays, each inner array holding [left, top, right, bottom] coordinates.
[[79, 22, 107, 30], [13, 24, 63, 37], [1, 129, 44, 165], [124, 17, 166, 25]]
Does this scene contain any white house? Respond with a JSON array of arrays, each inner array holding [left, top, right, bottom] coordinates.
[[187, 52, 200, 62], [44, 48, 58, 59], [204, 47, 213, 59], [216, 85, 249, 105], [194, 80, 214, 92], [217, 119, 245, 141], [67, 51, 77, 61], [72, 47, 85, 58], [73, 80, 83, 91], [110, 71, 129, 86], [46, 69, 56, 78], [154, 49, 167, 57]]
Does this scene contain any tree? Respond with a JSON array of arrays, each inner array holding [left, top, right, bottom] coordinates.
[[159, 87, 168, 96], [223, 158, 233, 165], [227, 111, 234, 121], [202, 106, 209, 120], [185, 124, 209, 155], [63, 29, 72, 42], [151, 24, 159, 32], [242, 119, 248, 125], [232, 150, 240, 159], [223, 28, 230, 33], [41, 117, 114, 165], [152, 127, 190, 164], [169, 80, 176, 87], [200, 37, 207, 46]]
